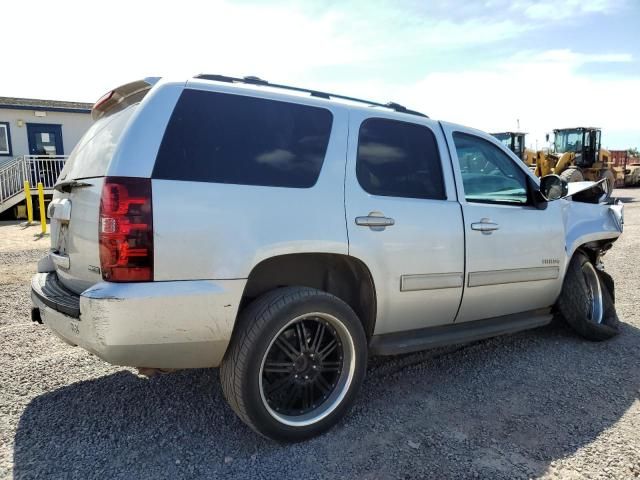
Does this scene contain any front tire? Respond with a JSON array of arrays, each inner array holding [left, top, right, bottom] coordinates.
[[599, 169, 615, 200], [556, 252, 620, 341], [220, 287, 367, 441], [560, 167, 584, 183]]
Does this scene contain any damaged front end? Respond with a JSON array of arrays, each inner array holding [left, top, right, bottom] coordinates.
[[561, 178, 624, 271]]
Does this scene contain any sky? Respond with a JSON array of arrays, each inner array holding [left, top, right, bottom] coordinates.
[[2, 0, 639, 149]]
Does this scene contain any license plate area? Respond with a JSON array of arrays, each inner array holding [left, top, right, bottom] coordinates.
[[48, 198, 72, 254]]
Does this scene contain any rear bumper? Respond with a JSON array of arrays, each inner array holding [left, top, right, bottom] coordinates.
[[31, 272, 246, 368]]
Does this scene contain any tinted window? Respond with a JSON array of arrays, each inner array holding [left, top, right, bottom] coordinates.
[[453, 132, 528, 204], [356, 118, 445, 200], [153, 89, 333, 188]]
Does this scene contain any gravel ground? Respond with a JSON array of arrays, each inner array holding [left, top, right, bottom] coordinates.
[[1, 189, 640, 480]]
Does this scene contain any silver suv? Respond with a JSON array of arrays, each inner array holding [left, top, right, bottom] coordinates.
[[31, 75, 624, 441]]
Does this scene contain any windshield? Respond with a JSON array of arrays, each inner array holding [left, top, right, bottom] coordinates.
[[493, 133, 511, 149], [554, 129, 583, 154]]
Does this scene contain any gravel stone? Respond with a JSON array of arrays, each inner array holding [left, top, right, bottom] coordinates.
[[1, 189, 640, 479]]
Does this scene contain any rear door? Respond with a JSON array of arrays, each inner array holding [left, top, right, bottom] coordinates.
[[345, 112, 464, 335], [441, 124, 566, 323]]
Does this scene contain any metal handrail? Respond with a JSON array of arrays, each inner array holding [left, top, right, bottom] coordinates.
[[0, 155, 68, 207], [23, 155, 68, 189]]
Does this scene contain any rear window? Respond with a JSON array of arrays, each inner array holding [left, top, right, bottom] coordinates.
[[58, 105, 137, 181], [153, 89, 333, 188]]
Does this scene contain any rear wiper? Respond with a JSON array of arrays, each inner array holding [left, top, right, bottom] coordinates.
[[54, 180, 93, 193]]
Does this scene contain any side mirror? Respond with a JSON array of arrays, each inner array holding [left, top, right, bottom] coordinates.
[[539, 174, 568, 201], [545, 133, 550, 142]]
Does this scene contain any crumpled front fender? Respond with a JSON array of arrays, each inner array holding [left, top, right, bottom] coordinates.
[[562, 198, 623, 261]]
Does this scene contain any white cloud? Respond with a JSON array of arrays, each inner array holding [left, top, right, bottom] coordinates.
[[0, 0, 637, 148], [516, 0, 623, 20], [0, 1, 367, 100], [397, 49, 640, 149], [2, 0, 628, 101]]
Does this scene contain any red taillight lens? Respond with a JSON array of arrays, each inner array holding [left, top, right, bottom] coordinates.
[[99, 177, 153, 282]]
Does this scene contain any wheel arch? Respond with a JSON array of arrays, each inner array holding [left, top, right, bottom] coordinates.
[[239, 253, 377, 339]]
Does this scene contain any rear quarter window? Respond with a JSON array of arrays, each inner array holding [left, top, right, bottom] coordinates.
[[153, 89, 333, 188]]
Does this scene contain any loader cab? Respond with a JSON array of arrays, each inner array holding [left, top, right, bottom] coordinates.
[[492, 132, 526, 162], [553, 127, 601, 168]]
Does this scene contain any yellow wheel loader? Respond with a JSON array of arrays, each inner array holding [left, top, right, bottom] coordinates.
[[492, 132, 536, 168], [535, 127, 616, 199]]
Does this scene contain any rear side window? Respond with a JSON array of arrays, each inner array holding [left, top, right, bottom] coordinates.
[[356, 118, 445, 200], [153, 89, 333, 188]]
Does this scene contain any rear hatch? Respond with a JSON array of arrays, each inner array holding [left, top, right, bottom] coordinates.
[[50, 80, 155, 294]]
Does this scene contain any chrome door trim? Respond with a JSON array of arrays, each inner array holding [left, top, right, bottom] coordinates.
[[400, 273, 463, 292], [470, 220, 499, 233], [468, 266, 560, 287], [355, 215, 395, 228]]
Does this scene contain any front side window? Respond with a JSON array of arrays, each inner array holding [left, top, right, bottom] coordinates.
[[453, 132, 528, 205], [0, 122, 11, 156], [153, 89, 333, 188], [356, 118, 445, 200]]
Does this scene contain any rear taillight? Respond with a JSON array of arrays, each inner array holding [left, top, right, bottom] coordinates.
[[99, 177, 153, 282]]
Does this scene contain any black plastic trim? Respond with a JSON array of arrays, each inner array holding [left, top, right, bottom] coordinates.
[[369, 308, 552, 356], [31, 272, 80, 318], [194, 73, 428, 117]]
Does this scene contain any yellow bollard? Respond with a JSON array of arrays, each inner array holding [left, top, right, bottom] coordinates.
[[24, 181, 34, 224], [37, 182, 47, 235]]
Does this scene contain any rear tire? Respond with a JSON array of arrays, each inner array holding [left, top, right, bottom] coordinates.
[[556, 252, 620, 341], [220, 287, 367, 442], [560, 167, 584, 183]]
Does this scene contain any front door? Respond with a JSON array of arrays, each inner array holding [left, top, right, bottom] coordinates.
[[27, 123, 64, 156], [441, 124, 566, 323], [26, 124, 64, 187], [345, 112, 465, 335]]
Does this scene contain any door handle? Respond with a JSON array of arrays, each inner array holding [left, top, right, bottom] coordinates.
[[355, 214, 395, 228], [471, 219, 499, 233]]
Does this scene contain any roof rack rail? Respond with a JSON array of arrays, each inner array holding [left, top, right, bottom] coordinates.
[[193, 74, 428, 118]]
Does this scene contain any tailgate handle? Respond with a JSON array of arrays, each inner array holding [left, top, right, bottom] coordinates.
[[48, 198, 72, 221]]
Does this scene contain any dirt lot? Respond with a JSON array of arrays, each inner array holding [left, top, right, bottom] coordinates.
[[1, 190, 639, 479]]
